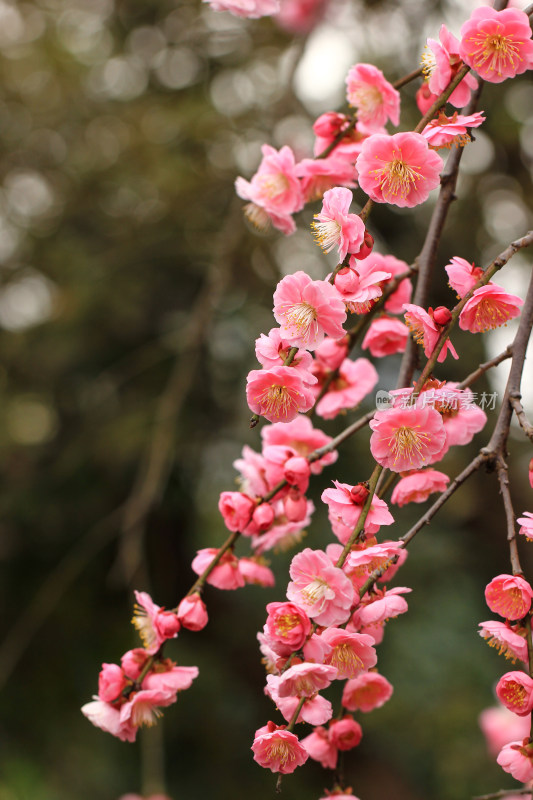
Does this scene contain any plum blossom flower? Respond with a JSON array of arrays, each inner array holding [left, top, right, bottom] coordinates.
[[81, 698, 136, 742], [277, 662, 338, 698], [496, 671, 533, 716], [311, 187, 366, 260], [119, 688, 177, 731], [265, 675, 333, 725], [218, 491, 256, 532], [274, 0, 328, 34], [296, 156, 358, 203], [273, 271, 347, 350], [369, 405, 448, 473], [287, 548, 355, 626], [264, 601, 311, 656], [246, 366, 316, 423], [321, 480, 394, 537], [332, 261, 390, 315], [315, 358, 378, 420], [356, 132, 442, 208], [252, 722, 308, 773], [131, 591, 180, 655], [485, 574, 533, 620], [391, 469, 449, 507], [342, 541, 407, 586], [235, 145, 303, 234], [177, 593, 208, 631], [238, 556, 275, 586], [98, 663, 127, 703], [205, 0, 279, 17], [497, 739, 533, 782], [350, 587, 411, 629], [301, 726, 338, 768], [518, 512, 533, 541], [403, 303, 458, 363], [421, 111, 485, 149], [460, 7, 533, 83], [255, 328, 314, 376], [328, 717, 363, 750], [459, 284, 523, 333], [445, 256, 485, 298], [422, 24, 478, 108], [479, 620, 528, 663], [261, 415, 338, 474], [191, 548, 245, 590], [320, 628, 377, 679], [342, 672, 393, 712], [362, 316, 409, 357], [345, 63, 400, 132]]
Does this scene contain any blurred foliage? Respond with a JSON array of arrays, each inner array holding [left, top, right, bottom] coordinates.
[[0, 0, 533, 799]]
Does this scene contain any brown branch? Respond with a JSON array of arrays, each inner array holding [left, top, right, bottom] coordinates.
[[474, 790, 532, 800], [458, 346, 513, 389], [496, 456, 523, 576], [509, 394, 533, 444]]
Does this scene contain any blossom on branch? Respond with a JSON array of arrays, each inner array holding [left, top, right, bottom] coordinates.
[[345, 63, 400, 132], [369, 405, 447, 473], [459, 6, 533, 84]]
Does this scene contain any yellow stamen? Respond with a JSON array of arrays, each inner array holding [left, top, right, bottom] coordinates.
[[468, 32, 523, 77], [372, 153, 424, 200], [257, 384, 300, 419], [389, 426, 431, 465]]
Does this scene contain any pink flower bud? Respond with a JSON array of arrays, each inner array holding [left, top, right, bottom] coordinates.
[[335, 267, 361, 296], [218, 491, 256, 532], [284, 456, 311, 492], [121, 648, 149, 681], [416, 83, 438, 115], [313, 111, 350, 138], [98, 663, 127, 702], [351, 230, 374, 260], [349, 483, 370, 505], [156, 610, 181, 639], [177, 594, 209, 631], [328, 717, 363, 750], [432, 306, 452, 325], [252, 502, 275, 531], [284, 489, 308, 522]]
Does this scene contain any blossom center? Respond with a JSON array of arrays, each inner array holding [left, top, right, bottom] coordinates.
[[331, 643, 364, 673], [131, 606, 156, 649], [131, 700, 164, 728], [469, 32, 521, 75], [244, 202, 271, 232], [257, 172, 290, 200], [276, 613, 300, 637], [257, 384, 299, 419], [312, 217, 341, 252], [266, 740, 295, 766], [389, 426, 430, 464], [302, 577, 332, 607], [377, 156, 424, 200], [284, 301, 317, 341], [421, 46, 437, 79], [352, 84, 383, 117], [501, 682, 527, 707], [473, 298, 509, 331]]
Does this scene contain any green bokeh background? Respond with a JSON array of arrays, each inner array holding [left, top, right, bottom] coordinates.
[[1, 1, 533, 798]]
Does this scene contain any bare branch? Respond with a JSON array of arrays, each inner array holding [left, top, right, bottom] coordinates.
[[458, 346, 513, 389], [509, 394, 533, 444]]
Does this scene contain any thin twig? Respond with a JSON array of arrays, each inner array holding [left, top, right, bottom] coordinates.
[[474, 790, 532, 800], [496, 456, 523, 576], [458, 346, 513, 389], [509, 394, 533, 443]]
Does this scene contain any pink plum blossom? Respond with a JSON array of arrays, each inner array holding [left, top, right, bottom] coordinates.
[[332, 261, 390, 315], [81, 698, 136, 742], [252, 498, 315, 555], [350, 587, 411, 629], [460, 7, 533, 83], [301, 726, 338, 769], [479, 704, 531, 757], [321, 480, 394, 537], [345, 63, 400, 132], [485, 574, 533, 620], [238, 556, 275, 586], [479, 620, 528, 664], [315, 357, 378, 420], [320, 628, 377, 679], [296, 155, 358, 202], [246, 366, 316, 423], [233, 445, 269, 497], [252, 723, 308, 773], [369, 405, 448, 473], [530, 458, 533, 489], [274, 0, 329, 34], [391, 469, 449, 507], [177, 593, 208, 631], [287, 548, 355, 626], [311, 187, 366, 260], [314, 336, 349, 370], [218, 491, 256, 532], [403, 303, 458, 363], [496, 671, 533, 716], [362, 316, 409, 357], [131, 591, 180, 655], [119, 688, 177, 731], [343, 542, 407, 587], [142, 661, 199, 695], [273, 271, 347, 350], [277, 662, 338, 697], [356, 132, 442, 208], [459, 284, 523, 333], [261, 415, 338, 474], [121, 649, 149, 681], [264, 601, 311, 656], [421, 111, 485, 149], [422, 24, 478, 108], [191, 548, 245, 590], [205, 0, 279, 17], [518, 512, 533, 541], [255, 328, 314, 376], [265, 675, 334, 725], [328, 717, 363, 750], [98, 663, 127, 703], [497, 740, 533, 782], [445, 256, 485, 298], [342, 672, 393, 712], [235, 145, 303, 234]]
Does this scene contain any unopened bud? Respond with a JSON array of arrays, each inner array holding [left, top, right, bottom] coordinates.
[[352, 230, 374, 260], [284, 489, 308, 522], [335, 267, 360, 295], [350, 483, 370, 505], [284, 456, 311, 492], [433, 306, 452, 326], [252, 502, 275, 531]]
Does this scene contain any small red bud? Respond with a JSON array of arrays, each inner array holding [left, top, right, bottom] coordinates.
[[433, 306, 452, 326], [350, 483, 370, 504], [352, 230, 374, 260], [252, 502, 275, 531]]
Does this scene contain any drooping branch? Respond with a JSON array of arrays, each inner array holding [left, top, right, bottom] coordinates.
[[458, 346, 513, 389]]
